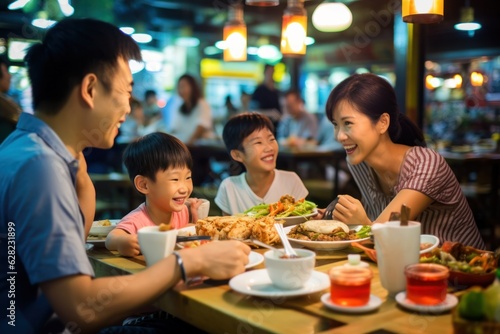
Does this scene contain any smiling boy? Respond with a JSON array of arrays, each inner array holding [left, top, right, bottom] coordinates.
[[215, 112, 308, 215]]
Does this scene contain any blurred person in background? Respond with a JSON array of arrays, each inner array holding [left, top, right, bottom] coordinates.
[[277, 89, 318, 149], [143, 89, 162, 123], [250, 64, 282, 131], [0, 56, 22, 143], [169, 73, 213, 145]]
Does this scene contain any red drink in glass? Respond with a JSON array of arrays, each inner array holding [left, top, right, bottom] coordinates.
[[405, 263, 449, 305], [329, 266, 373, 306]]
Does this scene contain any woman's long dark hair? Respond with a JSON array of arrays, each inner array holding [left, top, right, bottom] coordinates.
[[326, 73, 426, 147], [178, 74, 201, 116]]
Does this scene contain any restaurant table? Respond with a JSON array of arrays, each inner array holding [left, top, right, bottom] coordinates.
[[87, 246, 455, 334]]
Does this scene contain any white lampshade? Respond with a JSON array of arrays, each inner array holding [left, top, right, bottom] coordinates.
[[312, 2, 353, 32]]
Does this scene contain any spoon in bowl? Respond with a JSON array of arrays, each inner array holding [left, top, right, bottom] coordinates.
[[274, 223, 298, 258]]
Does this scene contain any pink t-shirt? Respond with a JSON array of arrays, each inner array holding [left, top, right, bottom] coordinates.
[[116, 202, 189, 234]]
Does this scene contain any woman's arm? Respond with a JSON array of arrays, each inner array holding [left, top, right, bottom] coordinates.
[[333, 189, 433, 225]]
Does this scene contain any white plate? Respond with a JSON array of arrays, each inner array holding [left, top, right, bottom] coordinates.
[[283, 225, 370, 250], [246, 251, 264, 269], [229, 269, 329, 298], [321, 293, 382, 313], [395, 292, 458, 313], [275, 210, 318, 226], [85, 238, 107, 246]]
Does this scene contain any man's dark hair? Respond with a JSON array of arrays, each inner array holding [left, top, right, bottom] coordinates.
[[123, 132, 193, 184], [25, 18, 142, 114]]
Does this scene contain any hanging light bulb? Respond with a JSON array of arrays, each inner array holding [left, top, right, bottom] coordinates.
[[246, 0, 279, 6], [223, 3, 247, 61], [280, 0, 307, 57], [454, 1, 482, 36], [402, 0, 444, 24], [312, 2, 353, 32]]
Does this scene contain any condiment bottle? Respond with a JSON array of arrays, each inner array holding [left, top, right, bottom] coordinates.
[[344, 254, 369, 268]]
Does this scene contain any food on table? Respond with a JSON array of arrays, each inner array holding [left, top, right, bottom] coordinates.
[[420, 241, 498, 275], [457, 273, 500, 323], [94, 219, 112, 226], [196, 215, 281, 245], [158, 223, 172, 231], [244, 195, 317, 218], [287, 221, 371, 241]]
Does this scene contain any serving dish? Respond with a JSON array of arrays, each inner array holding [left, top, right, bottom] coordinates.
[[351, 234, 440, 263], [89, 219, 119, 237], [275, 210, 318, 226], [283, 224, 370, 251]]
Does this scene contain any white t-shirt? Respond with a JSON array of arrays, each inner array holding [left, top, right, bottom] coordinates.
[[214, 169, 309, 214], [170, 98, 212, 143]]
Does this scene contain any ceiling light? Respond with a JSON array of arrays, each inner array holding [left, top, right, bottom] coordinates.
[[131, 33, 153, 44], [120, 27, 135, 35], [280, 0, 307, 57], [470, 71, 484, 87], [246, 0, 279, 6], [175, 36, 200, 47], [8, 0, 30, 10], [57, 0, 74, 17], [257, 44, 282, 62], [454, 4, 481, 35], [223, 3, 247, 61], [32, 18, 57, 29], [305, 36, 315, 46], [402, 0, 444, 24], [312, 2, 353, 32]]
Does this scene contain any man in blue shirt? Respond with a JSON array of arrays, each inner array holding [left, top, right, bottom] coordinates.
[[0, 18, 249, 333]]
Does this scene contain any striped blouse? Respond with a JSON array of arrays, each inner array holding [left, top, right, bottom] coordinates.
[[348, 146, 485, 249]]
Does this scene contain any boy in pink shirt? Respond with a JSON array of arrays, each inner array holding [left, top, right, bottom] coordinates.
[[106, 132, 200, 256]]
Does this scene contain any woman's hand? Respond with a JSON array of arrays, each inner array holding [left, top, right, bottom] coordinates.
[[333, 194, 372, 225]]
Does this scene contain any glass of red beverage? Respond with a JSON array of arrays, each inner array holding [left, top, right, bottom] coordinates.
[[329, 266, 373, 306], [405, 263, 449, 305]]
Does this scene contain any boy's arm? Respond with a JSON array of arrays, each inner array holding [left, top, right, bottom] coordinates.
[[105, 228, 140, 257]]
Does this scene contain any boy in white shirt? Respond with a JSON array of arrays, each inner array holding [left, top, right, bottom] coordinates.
[[215, 113, 308, 215]]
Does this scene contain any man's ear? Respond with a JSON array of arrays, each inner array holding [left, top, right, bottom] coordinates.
[[80, 73, 98, 108], [378, 113, 390, 134], [134, 175, 149, 195], [230, 149, 244, 163]]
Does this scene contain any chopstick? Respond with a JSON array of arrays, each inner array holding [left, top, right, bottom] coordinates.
[[176, 235, 211, 242]]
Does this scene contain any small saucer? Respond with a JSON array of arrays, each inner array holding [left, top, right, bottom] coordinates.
[[395, 292, 458, 313], [321, 293, 382, 313]]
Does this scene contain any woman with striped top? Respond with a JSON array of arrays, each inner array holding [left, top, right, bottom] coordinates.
[[324, 73, 485, 249]]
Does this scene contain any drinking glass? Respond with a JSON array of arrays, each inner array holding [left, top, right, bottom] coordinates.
[[329, 266, 373, 306], [405, 263, 449, 305]]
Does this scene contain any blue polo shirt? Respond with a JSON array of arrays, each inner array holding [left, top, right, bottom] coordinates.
[[0, 112, 94, 333]]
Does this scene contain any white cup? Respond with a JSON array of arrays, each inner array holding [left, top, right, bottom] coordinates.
[[137, 226, 178, 266], [197, 199, 210, 220], [372, 221, 421, 296], [264, 249, 315, 290]]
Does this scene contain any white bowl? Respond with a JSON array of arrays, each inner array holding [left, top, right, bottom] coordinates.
[[138, 226, 178, 266], [89, 219, 119, 237], [419, 234, 440, 254], [264, 248, 316, 290]]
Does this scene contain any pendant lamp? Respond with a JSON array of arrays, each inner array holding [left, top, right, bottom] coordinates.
[[402, 0, 444, 24], [223, 3, 247, 61], [280, 0, 307, 57], [312, 1, 353, 32]]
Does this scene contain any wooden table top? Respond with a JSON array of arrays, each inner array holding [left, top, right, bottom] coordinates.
[[87, 246, 455, 334]]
